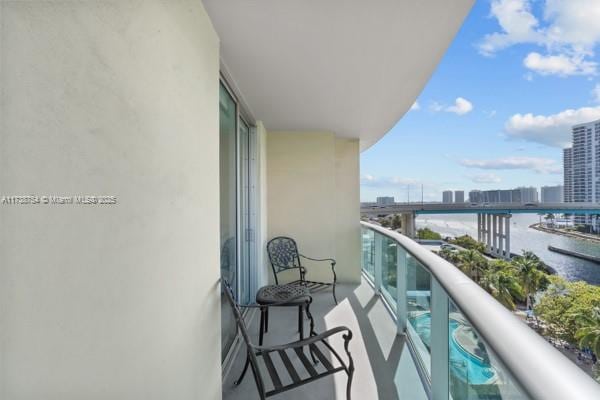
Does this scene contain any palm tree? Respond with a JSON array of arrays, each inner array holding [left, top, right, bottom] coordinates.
[[458, 249, 487, 283], [480, 269, 524, 310], [575, 307, 600, 357], [544, 213, 555, 228], [513, 254, 548, 309]]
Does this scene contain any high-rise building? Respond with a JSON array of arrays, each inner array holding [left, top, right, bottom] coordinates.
[[570, 121, 600, 202], [518, 187, 539, 203], [469, 190, 482, 203], [454, 190, 464, 203], [563, 147, 573, 202], [541, 185, 563, 203], [564, 119, 600, 230], [468, 187, 537, 204], [376, 196, 395, 205], [442, 190, 453, 203]]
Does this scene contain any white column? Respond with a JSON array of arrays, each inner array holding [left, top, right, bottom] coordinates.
[[477, 214, 482, 242], [492, 214, 498, 255], [498, 215, 504, 257], [486, 214, 492, 253], [505, 215, 511, 260]]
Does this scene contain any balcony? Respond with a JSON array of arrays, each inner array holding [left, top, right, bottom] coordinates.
[[223, 280, 427, 400], [223, 222, 600, 399]]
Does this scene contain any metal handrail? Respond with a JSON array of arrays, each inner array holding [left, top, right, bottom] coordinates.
[[361, 221, 600, 400]]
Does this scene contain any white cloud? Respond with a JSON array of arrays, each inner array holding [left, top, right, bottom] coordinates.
[[469, 173, 502, 184], [479, 0, 543, 55], [479, 0, 600, 76], [460, 156, 562, 174], [410, 101, 420, 111], [446, 97, 474, 115], [592, 84, 600, 103], [430, 97, 473, 116], [544, 1, 600, 51], [523, 52, 597, 76], [504, 105, 600, 147], [360, 175, 418, 187]]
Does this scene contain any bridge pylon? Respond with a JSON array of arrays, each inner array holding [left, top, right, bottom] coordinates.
[[478, 213, 511, 260]]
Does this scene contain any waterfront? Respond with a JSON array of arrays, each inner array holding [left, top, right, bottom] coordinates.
[[416, 213, 600, 285]]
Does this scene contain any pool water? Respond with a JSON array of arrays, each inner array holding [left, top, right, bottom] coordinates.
[[410, 313, 496, 385]]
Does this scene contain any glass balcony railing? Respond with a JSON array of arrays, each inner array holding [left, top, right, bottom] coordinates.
[[360, 221, 600, 400]]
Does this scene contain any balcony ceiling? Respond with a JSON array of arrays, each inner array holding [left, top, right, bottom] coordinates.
[[204, 0, 474, 150]]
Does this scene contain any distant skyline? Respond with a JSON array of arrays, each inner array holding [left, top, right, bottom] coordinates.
[[361, 0, 600, 202]]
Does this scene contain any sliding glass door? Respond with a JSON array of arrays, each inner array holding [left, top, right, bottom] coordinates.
[[219, 80, 256, 361], [220, 82, 238, 361]]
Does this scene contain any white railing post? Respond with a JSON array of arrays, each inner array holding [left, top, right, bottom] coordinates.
[[431, 279, 449, 400], [396, 245, 407, 333], [374, 232, 383, 292]]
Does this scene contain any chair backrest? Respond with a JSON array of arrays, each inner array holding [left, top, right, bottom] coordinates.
[[267, 237, 301, 284], [221, 278, 267, 396]]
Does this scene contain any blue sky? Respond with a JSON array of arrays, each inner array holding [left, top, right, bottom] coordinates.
[[361, 0, 600, 202]]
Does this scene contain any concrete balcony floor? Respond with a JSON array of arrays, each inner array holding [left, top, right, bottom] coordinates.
[[223, 278, 428, 400]]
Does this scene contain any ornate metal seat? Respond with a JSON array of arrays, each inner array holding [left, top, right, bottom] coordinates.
[[222, 279, 355, 400], [267, 236, 338, 304]]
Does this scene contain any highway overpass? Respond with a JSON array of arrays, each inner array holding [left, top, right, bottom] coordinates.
[[361, 202, 600, 260], [361, 202, 600, 216]]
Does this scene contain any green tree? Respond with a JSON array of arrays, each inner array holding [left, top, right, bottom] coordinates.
[[575, 307, 600, 356], [535, 277, 600, 344], [457, 249, 488, 283], [513, 252, 550, 309], [417, 227, 442, 240], [479, 268, 524, 310], [544, 213, 555, 227], [390, 214, 402, 230], [450, 234, 486, 253]]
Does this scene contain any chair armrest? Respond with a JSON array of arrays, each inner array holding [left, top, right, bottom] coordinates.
[[255, 326, 352, 353], [299, 254, 336, 265]]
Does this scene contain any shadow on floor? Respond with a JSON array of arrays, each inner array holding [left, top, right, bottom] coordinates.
[[222, 279, 425, 400]]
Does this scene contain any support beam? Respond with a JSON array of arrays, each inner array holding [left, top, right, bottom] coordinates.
[[485, 214, 492, 253], [498, 215, 504, 258], [504, 215, 511, 260], [401, 212, 416, 238], [492, 214, 498, 255]]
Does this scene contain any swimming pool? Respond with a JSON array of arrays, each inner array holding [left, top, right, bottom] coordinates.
[[410, 313, 497, 385]]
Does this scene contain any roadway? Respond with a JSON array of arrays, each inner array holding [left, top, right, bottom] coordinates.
[[361, 202, 600, 216]]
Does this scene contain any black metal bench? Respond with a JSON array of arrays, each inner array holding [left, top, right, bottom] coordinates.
[[222, 279, 355, 399]]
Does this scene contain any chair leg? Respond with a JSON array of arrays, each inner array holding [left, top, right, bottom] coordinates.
[[346, 369, 354, 400], [333, 282, 338, 305], [305, 299, 318, 364], [265, 308, 269, 333], [249, 357, 267, 400], [234, 354, 251, 386], [298, 305, 303, 339], [259, 307, 266, 346]]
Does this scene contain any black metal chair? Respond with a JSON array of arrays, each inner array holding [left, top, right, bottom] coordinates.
[[267, 236, 338, 304], [222, 279, 355, 400]]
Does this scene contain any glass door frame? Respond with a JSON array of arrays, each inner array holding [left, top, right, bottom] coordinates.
[[220, 75, 259, 367]]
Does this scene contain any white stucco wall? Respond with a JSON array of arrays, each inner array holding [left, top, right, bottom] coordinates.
[[0, 1, 221, 399], [266, 132, 360, 284]]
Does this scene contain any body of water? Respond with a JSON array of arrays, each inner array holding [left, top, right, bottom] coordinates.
[[416, 214, 600, 285]]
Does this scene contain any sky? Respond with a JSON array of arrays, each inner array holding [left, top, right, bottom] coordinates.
[[361, 0, 600, 202]]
